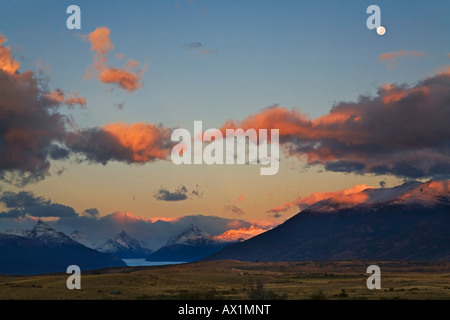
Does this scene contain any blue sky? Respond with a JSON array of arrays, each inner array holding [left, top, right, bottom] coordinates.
[[3, 0, 448, 128]]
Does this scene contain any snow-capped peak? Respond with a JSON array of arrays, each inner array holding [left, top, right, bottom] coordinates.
[[2, 220, 75, 245], [28, 220, 74, 244], [70, 230, 97, 248], [305, 180, 449, 213], [31, 220, 54, 234], [167, 224, 212, 246], [96, 230, 147, 253], [393, 180, 450, 206], [113, 230, 139, 249]]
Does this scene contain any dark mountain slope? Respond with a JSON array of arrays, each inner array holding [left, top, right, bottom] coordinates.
[[207, 181, 450, 261]]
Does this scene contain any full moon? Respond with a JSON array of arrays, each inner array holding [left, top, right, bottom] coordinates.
[[376, 26, 386, 36]]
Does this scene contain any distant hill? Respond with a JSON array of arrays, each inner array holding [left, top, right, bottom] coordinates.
[[97, 230, 153, 259], [206, 180, 450, 262], [0, 221, 126, 274], [146, 224, 235, 262]]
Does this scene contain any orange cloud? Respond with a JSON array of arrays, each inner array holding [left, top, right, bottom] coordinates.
[[221, 106, 310, 138], [243, 219, 280, 229], [379, 50, 426, 69], [213, 225, 268, 242], [268, 184, 374, 215], [0, 35, 20, 74], [221, 67, 450, 179], [101, 123, 171, 162], [380, 83, 430, 104], [87, 26, 113, 55], [45, 89, 87, 107], [298, 184, 373, 208], [148, 216, 183, 223], [83, 27, 146, 93], [435, 65, 450, 76], [98, 66, 144, 92], [25, 215, 59, 222]]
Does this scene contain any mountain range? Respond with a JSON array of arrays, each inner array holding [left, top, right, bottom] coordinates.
[[0, 221, 126, 274], [1, 180, 448, 274], [146, 224, 236, 262], [96, 230, 153, 259], [207, 180, 450, 261], [70, 230, 97, 249]]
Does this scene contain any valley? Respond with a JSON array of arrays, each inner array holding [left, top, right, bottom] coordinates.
[[0, 260, 449, 300]]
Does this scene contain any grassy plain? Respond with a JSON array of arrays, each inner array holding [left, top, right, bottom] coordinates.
[[0, 260, 449, 300]]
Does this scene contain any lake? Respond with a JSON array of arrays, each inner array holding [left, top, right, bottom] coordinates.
[[122, 258, 186, 267]]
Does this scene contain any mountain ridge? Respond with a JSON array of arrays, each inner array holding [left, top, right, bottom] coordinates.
[[96, 230, 153, 259], [206, 180, 450, 262], [146, 224, 236, 262], [0, 221, 126, 274]]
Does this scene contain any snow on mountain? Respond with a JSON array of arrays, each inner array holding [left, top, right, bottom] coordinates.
[[27, 220, 74, 245], [96, 230, 152, 258], [393, 180, 450, 206], [207, 180, 450, 262], [70, 230, 97, 249], [2, 220, 75, 245], [305, 180, 449, 213], [146, 224, 236, 262], [166, 224, 214, 246], [3, 228, 30, 238], [0, 222, 126, 274], [97, 230, 142, 252]]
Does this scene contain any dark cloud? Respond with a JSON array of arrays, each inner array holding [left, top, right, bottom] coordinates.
[[67, 127, 134, 165], [154, 186, 187, 202], [153, 185, 202, 202], [0, 190, 270, 250], [116, 101, 125, 110], [0, 36, 85, 186], [0, 191, 48, 208], [183, 42, 203, 50], [0, 33, 175, 186], [0, 69, 70, 185], [271, 212, 282, 218], [48, 145, 71, 160], [0, 191, 77, 218], [81, 208, 100, 218], [67, 123, 173, 165], [224, 205, 245, 216], [222, 72, 450, 179], [183, 42, 215, 56]]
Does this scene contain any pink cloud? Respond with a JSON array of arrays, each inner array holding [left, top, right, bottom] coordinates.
[[83, 27, 146, 93], [268, 184, 375, 214], [379, 50, 426, 69]]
